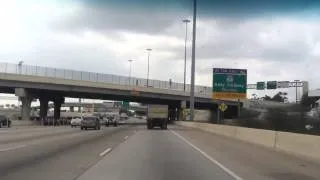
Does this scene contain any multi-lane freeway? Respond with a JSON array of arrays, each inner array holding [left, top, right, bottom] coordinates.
[[0, 118, 320, 180]]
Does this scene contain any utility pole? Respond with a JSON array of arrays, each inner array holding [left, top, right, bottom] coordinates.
[[190, 0, 197, 121], [294, 80, 299, 103], [146, 48, 152, 87], [182, 19, 191, 91], [128, 59, 133, 84]]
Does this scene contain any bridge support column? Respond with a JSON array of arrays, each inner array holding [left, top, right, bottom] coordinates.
[[211, 108, 218, 124], [70, 106, 74, 112], [39, 97, 49, 121], [54, 96, 64, 121], [15, 88, 33, 120], [176, 103, 181, 121], [21, 96, 33, 120], [168, 103, 180, 123]]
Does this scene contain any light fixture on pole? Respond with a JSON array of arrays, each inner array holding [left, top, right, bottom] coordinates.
[[128, 59, 134, 84], [182, 19, 191, 92], [190, 0, 197, 121], [146, 48, 152, 87]]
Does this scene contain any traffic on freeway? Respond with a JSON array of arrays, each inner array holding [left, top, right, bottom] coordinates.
[[2, 0, 320, 179], [0, 116, 320, 180]]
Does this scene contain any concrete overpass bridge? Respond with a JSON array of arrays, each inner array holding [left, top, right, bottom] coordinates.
[[0, 63, 240, 121], [32, 102, 148, 113]]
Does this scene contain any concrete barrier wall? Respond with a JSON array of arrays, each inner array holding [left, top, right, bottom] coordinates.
[[11, 120, 36, 126], [236, 127, 276, 148], [193, 110, 211, 122], [276, 132, 320, 160], [176, 121, 320, 160]]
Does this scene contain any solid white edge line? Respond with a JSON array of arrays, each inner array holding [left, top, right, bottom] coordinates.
[[99, 148, 112, 157], [170, 130, 243, 180], [0, 145, 27, 152], [124, 136, 129, 140]]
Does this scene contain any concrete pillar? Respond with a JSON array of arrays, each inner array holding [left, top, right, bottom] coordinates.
[[70, 106, 74, 112], [21, 96, 32, 120], [176, 103, 181, 121], [210, 109, 218, 124], [16, 88, 33, 120], [39, 97, 49, 120], [168, 104, 176, 123], [54, 97, 64, 120]]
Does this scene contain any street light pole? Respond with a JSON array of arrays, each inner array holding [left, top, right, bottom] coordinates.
[[128, 59, 133, 84], [182, 19, 191, 92], [190, 0, 197, 121], [146, 48, 152, 87], [294, 80, 299, 103]]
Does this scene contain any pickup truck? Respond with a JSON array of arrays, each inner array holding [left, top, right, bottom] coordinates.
[[147, 105, 168, 130]]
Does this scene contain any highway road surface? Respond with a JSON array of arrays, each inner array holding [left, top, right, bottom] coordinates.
[[0, 118, 320, 180]]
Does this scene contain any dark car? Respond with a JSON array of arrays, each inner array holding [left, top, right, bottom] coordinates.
[[80, 116, 101, 130], [0, 115, 11, 128]]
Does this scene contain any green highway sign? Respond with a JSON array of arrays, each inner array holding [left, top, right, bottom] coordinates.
[[212, 68, 247, 100], [267, 81, 277, 89], [256, 82, 265, 90]]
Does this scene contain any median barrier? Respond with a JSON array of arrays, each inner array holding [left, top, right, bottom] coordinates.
[[275, 131, 320, 160], [11, 120, 35, 126], [176, 121, 237, 138], [235, 127, 276, 148], [176, 121, 320, 161]]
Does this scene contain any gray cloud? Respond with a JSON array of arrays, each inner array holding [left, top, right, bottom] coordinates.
[[3, 1, 320, 89], [52, 5, 188, 36]]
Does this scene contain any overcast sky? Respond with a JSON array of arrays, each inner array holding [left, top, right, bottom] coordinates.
[[0, 0, 320, 102]]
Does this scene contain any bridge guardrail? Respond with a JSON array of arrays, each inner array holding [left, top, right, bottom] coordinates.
[[0, 62, 212, 97]]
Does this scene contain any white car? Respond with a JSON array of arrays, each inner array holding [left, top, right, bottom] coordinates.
[[70, 117, 82, 127]]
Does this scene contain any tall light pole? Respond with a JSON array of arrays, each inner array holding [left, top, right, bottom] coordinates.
[[17, 60, 24, 108], [146, 48, 152, 87], [294, 80, 300, 103], [128, 59, 133, 84], [190, 0, 197, 121], [182, 19, 191, 92]]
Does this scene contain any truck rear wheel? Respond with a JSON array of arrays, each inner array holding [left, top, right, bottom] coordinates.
[[161, 123, 167, 130], [162, 123, 168, 129]]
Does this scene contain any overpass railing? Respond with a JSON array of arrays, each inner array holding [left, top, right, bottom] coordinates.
[[0, 63, 212, 97]]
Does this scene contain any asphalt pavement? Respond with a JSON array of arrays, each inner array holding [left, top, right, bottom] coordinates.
[[0, 125, 135, 180], [1, 119, 320, 180], [77, 126, 235, 180]]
